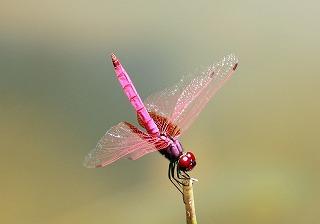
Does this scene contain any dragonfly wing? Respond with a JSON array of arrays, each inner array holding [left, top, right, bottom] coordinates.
[[84, 122, 158, 168], [144, 83, 181, 119], [124, 122, 170, 160], [145, 54, 238, 135], [172, 54, 238, 133]]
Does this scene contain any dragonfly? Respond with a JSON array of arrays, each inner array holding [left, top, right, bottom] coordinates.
[[84, 53, 238, 192]]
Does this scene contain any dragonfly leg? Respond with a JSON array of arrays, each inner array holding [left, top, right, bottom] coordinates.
[[177, 169, 189, 179], [172, 162, 188, 186], [177, 164, 190, 182], [173, 163, 192, 203], [182, 170, 190, 179], [168, 162, 183, 194]]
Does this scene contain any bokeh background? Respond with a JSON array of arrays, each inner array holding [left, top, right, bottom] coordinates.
[[1, 1, 319, 223]]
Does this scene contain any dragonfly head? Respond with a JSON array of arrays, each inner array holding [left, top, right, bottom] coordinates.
[[178, 152, 196, 172]]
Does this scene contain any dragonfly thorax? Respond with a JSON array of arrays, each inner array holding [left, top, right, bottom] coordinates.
[[159, 137, 183, 162], [159, 137, 197, 172]]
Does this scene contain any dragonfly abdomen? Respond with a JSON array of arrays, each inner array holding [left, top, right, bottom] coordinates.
[[111, 53, 160, 136]]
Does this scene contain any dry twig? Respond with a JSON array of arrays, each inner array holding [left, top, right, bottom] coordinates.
[[183, 178, 198, 224]]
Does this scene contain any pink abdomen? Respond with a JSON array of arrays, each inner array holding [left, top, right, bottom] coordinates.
[[111, 54, 160, 136]]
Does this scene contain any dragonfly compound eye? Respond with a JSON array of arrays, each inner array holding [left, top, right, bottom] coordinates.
[[178, 151, 196, 172]]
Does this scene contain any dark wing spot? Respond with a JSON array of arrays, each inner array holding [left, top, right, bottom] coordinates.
[[209, 71, 215, 78], [232, 63, 238, 71]]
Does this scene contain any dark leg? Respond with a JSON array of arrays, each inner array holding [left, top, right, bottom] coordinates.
[[173, 163, 189, 181], [177, 169, 189, 179], [172, 163, 190, 203], [182, 170, 190, 179], [172, 162, 187, 186], [168, 162, 183, 194]]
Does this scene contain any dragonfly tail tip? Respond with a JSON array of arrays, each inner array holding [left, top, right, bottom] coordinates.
[[110, 53, 120, 67], [110, 53, 117, 60]]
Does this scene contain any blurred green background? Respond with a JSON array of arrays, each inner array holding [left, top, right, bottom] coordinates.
[[1, 1, 319, 223]]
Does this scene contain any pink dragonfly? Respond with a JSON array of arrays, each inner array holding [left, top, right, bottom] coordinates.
[[84, 53, 238, 192]]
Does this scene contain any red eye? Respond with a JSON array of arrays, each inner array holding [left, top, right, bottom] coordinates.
[[178, 152, 196, 171]]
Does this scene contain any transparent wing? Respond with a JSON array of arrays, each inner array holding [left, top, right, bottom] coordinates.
[[83, 122, 158, 168], [144, 83, 181, 119], [145, 54, 238, 135]]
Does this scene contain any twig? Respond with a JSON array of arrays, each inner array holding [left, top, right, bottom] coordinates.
[[183, 178, 198, 224]]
